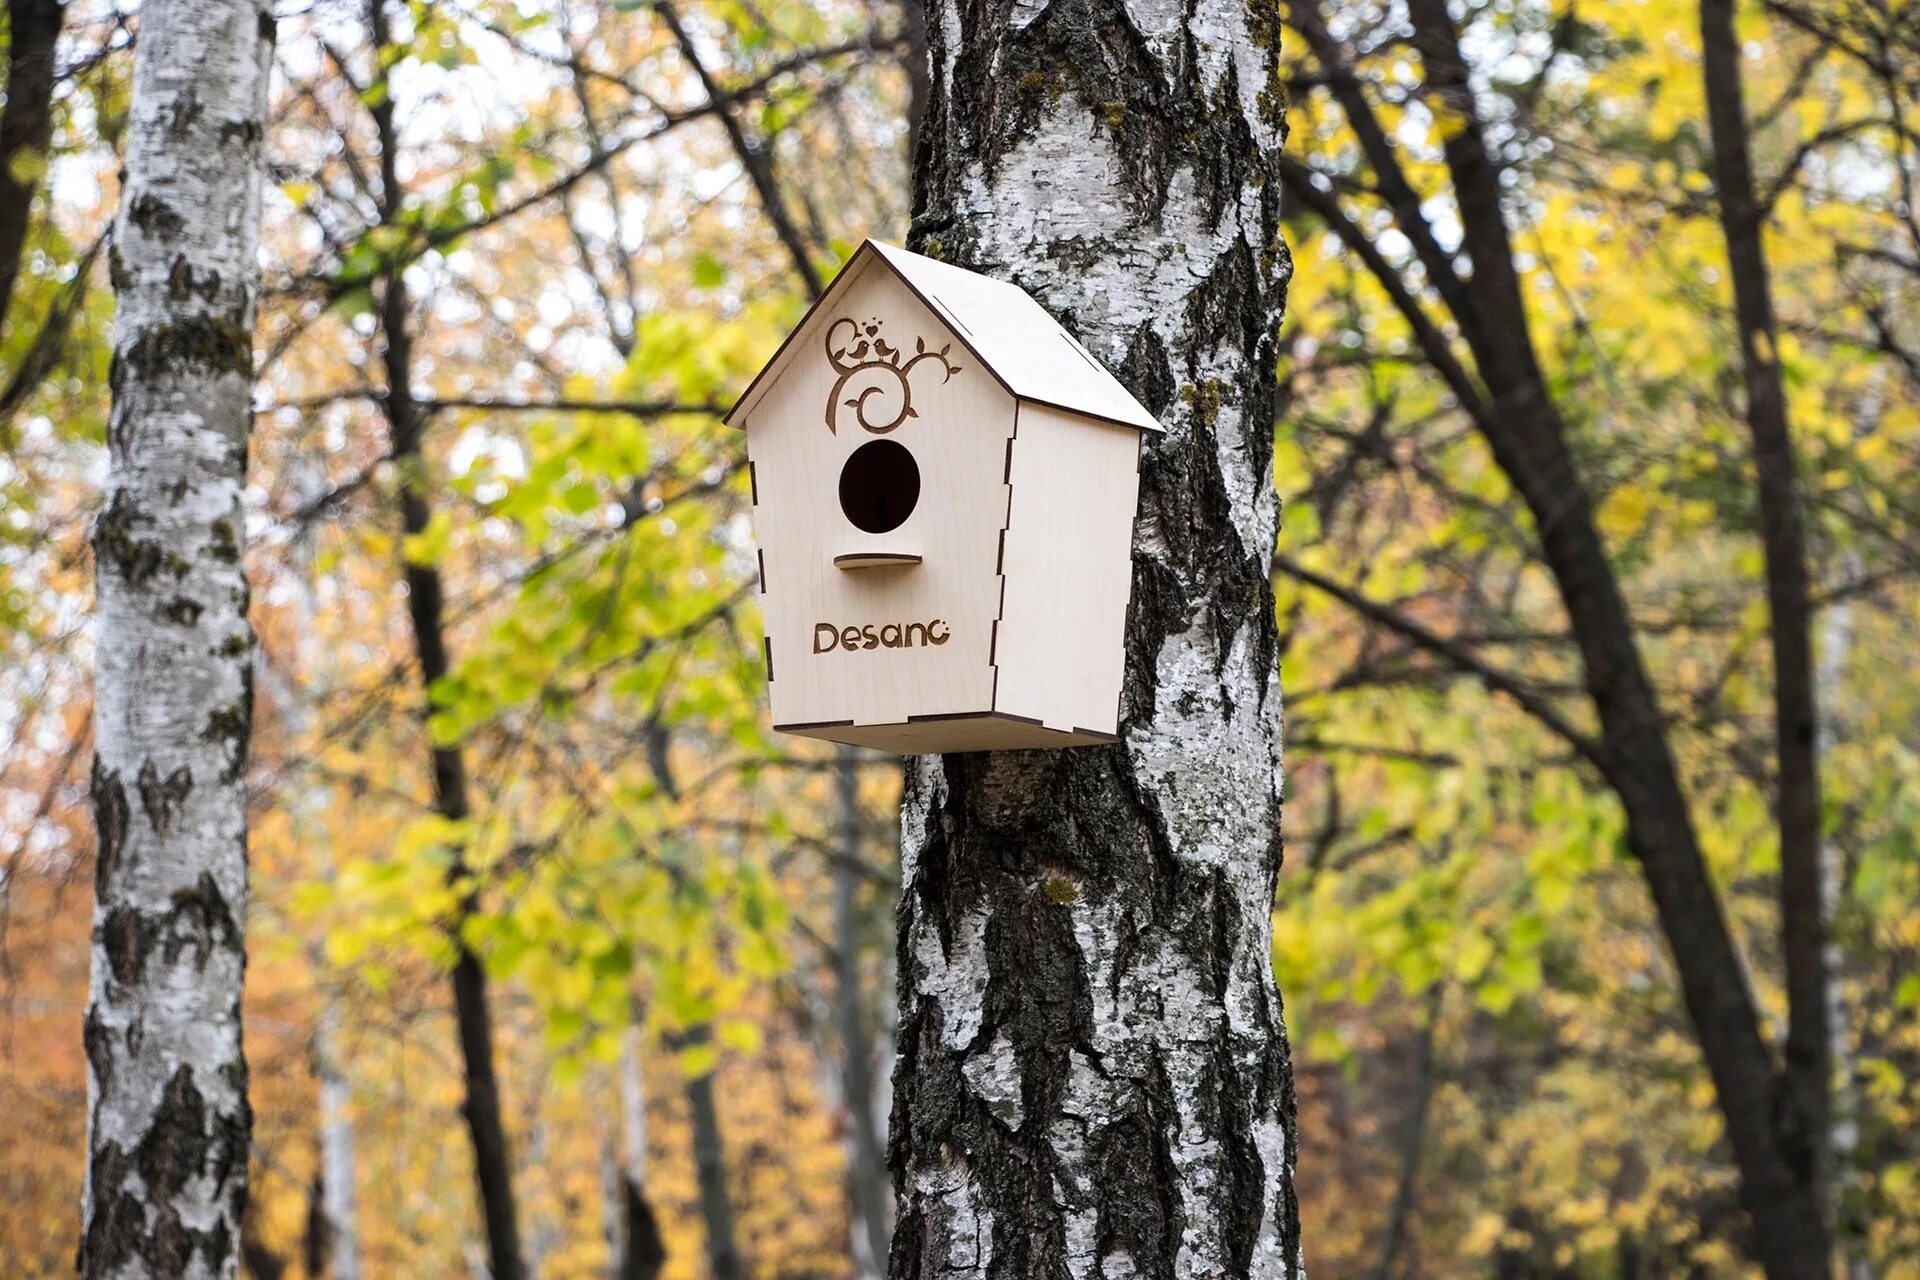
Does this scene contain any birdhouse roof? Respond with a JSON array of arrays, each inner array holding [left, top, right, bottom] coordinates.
[[725, 239, 1164, 434]]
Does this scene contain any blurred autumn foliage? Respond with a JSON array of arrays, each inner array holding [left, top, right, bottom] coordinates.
[[2, 0, 1919, 1277]]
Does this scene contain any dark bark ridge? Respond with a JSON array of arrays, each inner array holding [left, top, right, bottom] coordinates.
[[894, 1, 1299, 1277], [87, 756, 252, 1278], [82, 1063, 252, 1277]]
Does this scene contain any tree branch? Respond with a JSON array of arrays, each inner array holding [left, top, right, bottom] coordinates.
[[1274, 552, 1604, 769]]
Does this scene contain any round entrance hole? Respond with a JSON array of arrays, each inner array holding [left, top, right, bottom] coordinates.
[[838, 439, 921, 534]]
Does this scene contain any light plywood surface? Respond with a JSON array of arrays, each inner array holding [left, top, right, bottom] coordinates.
[[992, 404, 1141, 737], [745, 263, 1014, 730], [729, 251, 882, 427], [867, 242, 1161, 433], [729, 241, 1161, 434], [835, 552, 923, 569], [778, 713, 1117, 753]]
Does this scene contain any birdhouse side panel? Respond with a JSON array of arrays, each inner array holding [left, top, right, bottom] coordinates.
[[744, 267, 1016, 731], [993, 405, 1143, 737]]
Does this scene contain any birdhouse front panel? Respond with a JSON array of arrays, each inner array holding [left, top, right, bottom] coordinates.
[[742, 260, 1015, 739]]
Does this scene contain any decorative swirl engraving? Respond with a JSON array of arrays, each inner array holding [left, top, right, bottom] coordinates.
[[824, 316, 961, 435]]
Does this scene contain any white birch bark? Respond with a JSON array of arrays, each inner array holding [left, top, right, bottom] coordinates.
[[526, 1099, 558, 1280], [893, 3, 1299, 1278], [612, 1021, 668, 1280], [315, 1000, 363, 1280], [619, 1023, 650, 1188], [1819, 554, 1872, 1280], [82, 3, 274, 1277], [284, 457, 364, 1280], [836, 746, 892, 1280], [600, 1119, 625, 1280]]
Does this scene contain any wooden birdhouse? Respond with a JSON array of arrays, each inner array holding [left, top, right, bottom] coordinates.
[[727, 240, 1161, 753]]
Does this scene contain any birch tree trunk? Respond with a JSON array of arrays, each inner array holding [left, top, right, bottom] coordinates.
[[1817, 546, 1872, 1280], [314, 1001, 362, 1280], [1821, 582, 1871, 1280], [286, 459, 363, 1280], [81, 3, 273, 1277], [892, 4, 1300, 1278], [525, 1090, 557, 1280], [837, 747, 891, 1280], [613, 1024, 668, 1280]]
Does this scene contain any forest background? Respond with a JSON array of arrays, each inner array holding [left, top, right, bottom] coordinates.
[[3, 0, 1920, 1277]]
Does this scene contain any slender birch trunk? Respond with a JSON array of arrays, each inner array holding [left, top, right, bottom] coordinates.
[[893, 3, 1300, 1277], [81, 3, 273, 1277], [525, 1089, 557, 1280], [1819, 552, 1871, 1280], [836, 747, 891, 1280], [314, 1000, 362, 1280], [600, 1123, 623, 1280], [614, 1024, 668, 1280], [618, 1025, 650, 1193], [286, 459, 363, 1280]]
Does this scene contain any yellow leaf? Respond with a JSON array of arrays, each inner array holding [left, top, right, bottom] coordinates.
[[678, 1041, 719, 1079]]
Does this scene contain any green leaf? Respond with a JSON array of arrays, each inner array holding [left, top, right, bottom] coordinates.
[[692, 253, 729, 289]]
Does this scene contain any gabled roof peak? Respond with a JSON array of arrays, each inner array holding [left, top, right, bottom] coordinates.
[[726, 239, 1163, 434]]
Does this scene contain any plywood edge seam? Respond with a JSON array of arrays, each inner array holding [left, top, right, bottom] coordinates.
[[988, 400, 1019, 719]]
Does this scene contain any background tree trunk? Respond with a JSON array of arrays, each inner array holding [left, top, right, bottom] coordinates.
[[1369, 989, 1441, 1280], [81, 2, 273, 1276], [683, 1025, 745, 1280], [313, 1000, 361, 1280], [524, 1077, 557, 1280], [1819, 570, 1871, 1280], [0, 0, 63, 334], [359, 3, 527, 1274], [891, 3, 1301, 1278], [1699, 0, 1832, 1248], [613, 1025, 667, 1280], [286, 458, 363, 1280], [837, 746, 891, 1280], [893, 0, 929, 169], [1269, 3, 1839, 1272]]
